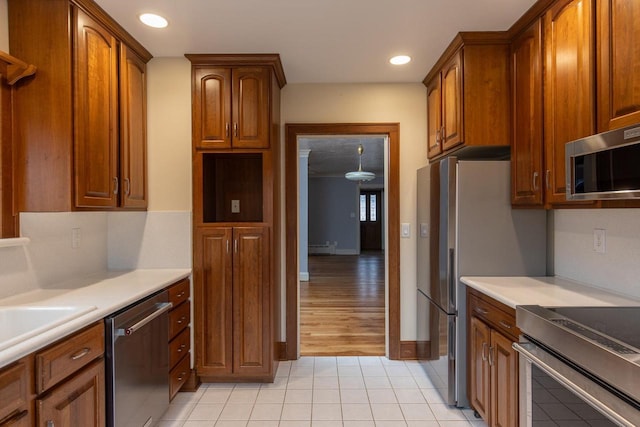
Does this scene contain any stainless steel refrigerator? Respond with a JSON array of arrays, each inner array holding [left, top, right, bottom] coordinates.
[[416, 157, 547, 407]]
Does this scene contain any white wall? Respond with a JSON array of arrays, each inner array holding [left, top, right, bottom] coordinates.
[[553, 209, 640, 299], [146, 57, 192, 211], [282, 83, 428, 341]]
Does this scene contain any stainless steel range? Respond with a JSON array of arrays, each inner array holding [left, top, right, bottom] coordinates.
[[514, 305, 640, 426]]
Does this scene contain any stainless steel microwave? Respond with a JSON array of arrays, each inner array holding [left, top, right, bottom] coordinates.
[[566, 124, 640, 200]]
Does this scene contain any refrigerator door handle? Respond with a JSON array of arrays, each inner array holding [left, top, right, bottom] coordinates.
[[448, 248, 455, 312]]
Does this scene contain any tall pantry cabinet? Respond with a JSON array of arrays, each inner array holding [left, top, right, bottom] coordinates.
[[187, 54, 286, 382], [8, 0, 151, 212]]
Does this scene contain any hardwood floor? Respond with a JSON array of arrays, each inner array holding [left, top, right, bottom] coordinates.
[[300, 252, 385, 356]]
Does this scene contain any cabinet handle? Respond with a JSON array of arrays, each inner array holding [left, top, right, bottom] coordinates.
[[113, 177, 119, 195], [225, 122, 230, 137], [499, 320, 513, 329], [124, 178, 131, 196], [177, 316, 187, 325], [474, 307, 489, 316], [546, 170, 551, 190], [488, 346, 495, 366], [47, 421, 55, 427], [435, 128, 441, 144], [226, 239, 230, 254], [234, 239, 238, 253], [234, 123, 238, 137], [441, 126, 445, 141], [177, 371, 187, 381], [177, 291, 186, 298], [532, 171, 539, 191], [481, 342, 488, 362], [177, 344, 186, 353], [70, 347, 91, 361]]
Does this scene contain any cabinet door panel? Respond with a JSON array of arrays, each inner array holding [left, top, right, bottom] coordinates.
[[74, 8, 118, 208], [120, 44, 147, 209], [194, 68, 232, 149], [543, 0, 595, 205], [232, 68, 270, 149], [195, 228, 233, 375], [490, 330, 518, 427], [597, 0, 640, 131], [469, 316, 490, 421], [426, 75, 443, 159], [511, 21, 544, 207], [441, 52, 463, 151], [37, 360, 105, 427], [233, 227, 270, 374]]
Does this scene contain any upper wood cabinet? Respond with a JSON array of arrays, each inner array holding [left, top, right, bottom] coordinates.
[[8, 0, 151, 212], [191, 65, 271, 150], [423, 33, 510, 161], [0, 51, 35, 238], [543, 0, 596, 206], [597, 0, 640, 131], [511, 20, 544, 207]]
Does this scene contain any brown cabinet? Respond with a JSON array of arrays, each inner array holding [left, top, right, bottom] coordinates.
[[510, 19, 544, 207], [168, 278, 192, 400], [423, 33, 510, 161], [0, 359, 31, 425], [8, 0, 151, 212], [468, 289, 519, 427], [543, 0, 596, 206], [597, 0, 640, 131], [194, 226, 272, 380], [191, 66, 270, 150]]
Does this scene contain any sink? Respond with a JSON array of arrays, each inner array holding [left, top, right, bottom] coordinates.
[[0, 305, 97, 351]]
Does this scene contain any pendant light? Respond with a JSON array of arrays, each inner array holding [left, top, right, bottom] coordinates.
[[345, 144, 376, 182]]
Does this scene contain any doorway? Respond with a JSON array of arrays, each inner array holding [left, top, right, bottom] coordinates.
[[360, 190, 383, 251], [285, 123, 401, 360]]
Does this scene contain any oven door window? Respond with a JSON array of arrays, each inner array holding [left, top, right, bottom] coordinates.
[[531, 365, 618, 426]]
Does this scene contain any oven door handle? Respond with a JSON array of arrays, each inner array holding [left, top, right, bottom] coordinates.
[[116, 302, 173, 336], [513, 342, 636, 427]]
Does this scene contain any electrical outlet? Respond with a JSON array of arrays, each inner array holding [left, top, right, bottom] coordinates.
[[593, 228, 606, 253], [231, 199, 240, 214], [72, 228, 81, 249]]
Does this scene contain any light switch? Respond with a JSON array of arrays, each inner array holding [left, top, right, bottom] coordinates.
[[71, 228, 81, 249], [593, 228, 606, 253], [231, 199, 240, 213], [401, 223, 410, 238], [420, 223, 429, 238]]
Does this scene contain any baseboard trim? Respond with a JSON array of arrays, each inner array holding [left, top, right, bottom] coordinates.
[[335, 249, 358, 255], [179, 368, 201, 392], [276, 341, 288, 360], [299, 272, 309, 281], [400, 341, 417, 360]]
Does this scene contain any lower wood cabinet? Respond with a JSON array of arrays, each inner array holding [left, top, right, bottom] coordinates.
[[168, 278, 192, 400], [0, 358, 31, 426], [37, 359, 105, 427], [468, 289, 519, 427], [194, 226, 273, 381]]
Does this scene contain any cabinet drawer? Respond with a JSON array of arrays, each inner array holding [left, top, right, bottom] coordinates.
[[0, 360, 29, 422], [35, 323, 104, 393], [169, 327, 190, 369], [468, 293, 519, 340], [169, 354, 190, 400], [0, 410, 30, 426], [168, 279, 190, 308], [169, 301, 190, 339]]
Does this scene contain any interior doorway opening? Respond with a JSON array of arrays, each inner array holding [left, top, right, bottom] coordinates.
[[285, 123, 401, 360]]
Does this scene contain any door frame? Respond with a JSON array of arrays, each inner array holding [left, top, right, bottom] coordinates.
[[285, 123, 401, 360]]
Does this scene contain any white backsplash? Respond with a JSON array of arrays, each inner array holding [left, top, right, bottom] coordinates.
[[0, 211, 191, 299], [553, 208, 640, 299], [107, 211, 192, 269]]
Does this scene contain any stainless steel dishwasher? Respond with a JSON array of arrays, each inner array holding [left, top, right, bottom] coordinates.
[[105, 291, 172, 427]]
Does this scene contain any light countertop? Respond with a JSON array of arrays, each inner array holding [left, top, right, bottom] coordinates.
[[461, 276, 640, 309], [0, 268, 191, 368]]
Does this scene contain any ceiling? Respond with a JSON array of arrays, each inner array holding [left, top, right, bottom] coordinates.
[[299, 137, 385, 178], [94, 0, 536, 84]]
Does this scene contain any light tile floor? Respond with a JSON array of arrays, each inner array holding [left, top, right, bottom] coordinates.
[[160, 357, 488, 427]]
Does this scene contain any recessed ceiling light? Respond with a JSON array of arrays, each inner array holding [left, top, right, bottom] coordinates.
[[139, 13, 168, 29], [389, 55, 411, 65]]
